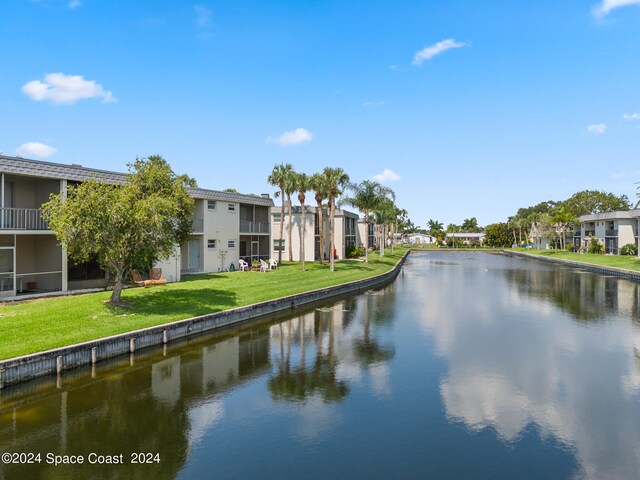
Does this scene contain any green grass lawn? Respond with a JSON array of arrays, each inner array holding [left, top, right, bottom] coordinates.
[[511, 248, 640, 271], [0, 248, 406, 360]]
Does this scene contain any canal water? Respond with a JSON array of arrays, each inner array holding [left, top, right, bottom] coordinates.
[[1, 252, 640, 479]]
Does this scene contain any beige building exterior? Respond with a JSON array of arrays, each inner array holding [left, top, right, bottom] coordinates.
[[270, 205, 362, 262], [577, 210, 640, 254], [0, 155, 273, 300]]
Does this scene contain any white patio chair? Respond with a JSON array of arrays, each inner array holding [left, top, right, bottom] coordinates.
[[269, 258, 278, 270], [239, 259, 249, 271], [260, 259, 269, 272]]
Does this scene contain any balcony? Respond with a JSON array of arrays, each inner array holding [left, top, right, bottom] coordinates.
[[584, 230, 595, 237], [605, 229, 618, 237], [0, 208, 49, 230], [239, 221, 270, 234], [191, 218, 204, 233]]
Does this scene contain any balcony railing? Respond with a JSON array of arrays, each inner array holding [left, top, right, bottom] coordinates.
[[239, 221, 270, 234], [584, 230, 595, 237], [0, 208, 49, 230], [605, 229, 618, 237], [192, 218, 204, 233]]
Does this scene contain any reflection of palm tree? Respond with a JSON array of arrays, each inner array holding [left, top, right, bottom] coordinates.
[[268, 313, 348, 402], [353, 293, 395, 369]]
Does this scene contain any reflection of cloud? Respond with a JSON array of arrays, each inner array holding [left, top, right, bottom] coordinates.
[[370, 363, 392, 397], [409, 253, 640, 480], [188, 399, 224, 450], [291, 396, 343, 442]]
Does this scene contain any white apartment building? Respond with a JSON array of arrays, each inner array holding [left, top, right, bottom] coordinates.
[[0, 155, 273, 299]]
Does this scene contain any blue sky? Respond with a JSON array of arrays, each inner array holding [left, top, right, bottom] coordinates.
[[1, 0, 639, 227]]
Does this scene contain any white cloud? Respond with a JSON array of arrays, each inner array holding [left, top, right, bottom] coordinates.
[[593, 0, 640, 16], [22, 73, 116, 105], [194, 5, 213, 38], [16, 142, 57, 158], [68, 0, 81, 9], [362, 101, 385, 107], [623, 113, 640, 120], [389, 65, 399, 71], [194, 5, 212, 27], [372, 168, 401, 183], [412, 39, 466, 66], [587, 123, 607, 135], [268, 128, 313, 147]]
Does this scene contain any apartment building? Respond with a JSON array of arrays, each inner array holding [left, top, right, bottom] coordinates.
[[0, 155, 273, 299], [269, 205, 362, 261], [577, 210, 640, 254]]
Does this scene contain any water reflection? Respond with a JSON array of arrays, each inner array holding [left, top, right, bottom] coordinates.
[[412, 252, 640, 479], [0, 290, 399, 478]]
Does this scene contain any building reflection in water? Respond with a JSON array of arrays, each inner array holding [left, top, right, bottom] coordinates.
[[411, 252, 640, 480]]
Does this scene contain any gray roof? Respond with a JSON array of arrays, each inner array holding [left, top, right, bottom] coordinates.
[[579, 210, 640, 222], [0, 154, 127, 183], [0, 154, 273, 206], [188, 187, 273, 206]]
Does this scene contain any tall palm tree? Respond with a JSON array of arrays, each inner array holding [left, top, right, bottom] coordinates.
[[373, 199, 395, 256], [343, 180, 395, 263], [322, 167, 350, 272], [283, 170, 298, 262], [293, 172, 311, 270], [268, 163, 293, 263], [310, 173, 329, 265]]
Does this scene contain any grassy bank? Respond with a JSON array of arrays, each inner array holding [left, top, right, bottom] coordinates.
[[0, 248, 406, 360], [510, 248, 640, 271]]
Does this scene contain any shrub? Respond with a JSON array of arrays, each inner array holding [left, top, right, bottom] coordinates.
[[620, 243, 638, 256], [588, 237, 605, 255], [346, 245, 366, 258]]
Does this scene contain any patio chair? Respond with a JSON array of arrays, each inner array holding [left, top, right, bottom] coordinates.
[[260, 259, 269, 272], [239, 259, 249, 271], [148, 267, 167, 285], [268, 258, 278, 270], [131, 270, 153, 287]]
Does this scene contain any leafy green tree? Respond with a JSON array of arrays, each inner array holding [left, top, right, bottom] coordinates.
[[461, 217, 482, 233], [483, 222, 513, 248], [343, 180, 395, 263], [322, 167, 350, 271], [560, 190, 631, 217], [42, 155, 194, 305], [268, 163, 294, 263]]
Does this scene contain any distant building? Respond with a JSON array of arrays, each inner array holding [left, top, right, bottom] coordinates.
[[445, 232, 485, 244], [405, 233, 436, 244], [576, 210, 640, 254]]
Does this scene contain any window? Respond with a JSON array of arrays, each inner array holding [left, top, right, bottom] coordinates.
[[228, 240, 236, 248], [207, 239, 217, 249], [228, 203, 236, 211], [207, 200, 217, 210], [273, 213, 282, 222], [273, 239, 285, 251]]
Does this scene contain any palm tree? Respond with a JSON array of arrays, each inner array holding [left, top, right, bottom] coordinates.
[[310, 173, 329, 265], [373, 199, 395, 256], [293, 172, 311, 270], [268, 163, 294, 264], [283, 170, 298, 262], [322, 167, 350, 272], [343, 180, 395, 263]]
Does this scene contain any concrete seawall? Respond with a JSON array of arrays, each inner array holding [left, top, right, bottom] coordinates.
[[0, 251, 409, 389], [505, 250, 640, 282]]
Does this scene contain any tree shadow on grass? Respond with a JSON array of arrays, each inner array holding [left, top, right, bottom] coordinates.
[[109, 287, 239, 318]]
